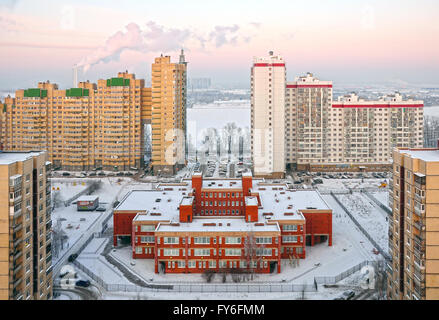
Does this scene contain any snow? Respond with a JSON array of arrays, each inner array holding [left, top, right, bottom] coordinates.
[[370, 191, 390, 208], [336, 193, 389, 252], [156, 218, 280, 233], [398, 149, 439, 162], [0, 151, 45, 164]]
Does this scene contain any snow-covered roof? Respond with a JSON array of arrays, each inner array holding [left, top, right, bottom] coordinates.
[[0, 151, 45, 165], [202, 179, 242, 189], [77, 195, 99, 202], [399, 149, 439, 162], [115, 190, 182, 221], [156, 218, 280, 233], [252, 183, 330, 223], [181, 197, 194, 206], [245, 196, 258, 206]]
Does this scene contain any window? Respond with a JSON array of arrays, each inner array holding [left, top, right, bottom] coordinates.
[[194, 237, 210, 244], [225, 237, 241, 244], [188, 261, 196, 268], [163, 249, 179, 256], [282, 235, 298, 243], [135, 247, 142, 254], [140, 236, 154, 243], [283, 225, 298, 231], [256, 237, 272, 244], [256, 248, 272, 256], [225, 248, 241, 256], [140, 225, 155, 232], [194, 249, 210, 256], [163, 237, 179, 244]]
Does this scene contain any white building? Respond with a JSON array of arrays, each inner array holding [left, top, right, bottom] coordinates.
[[251, 52, 286, 178]]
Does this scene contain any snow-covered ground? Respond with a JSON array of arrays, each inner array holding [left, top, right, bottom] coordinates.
[[370, 191, 390, 209], [51, 177, 155, 265], [336, 193, 389, 252], [316, 178, 387, 193]]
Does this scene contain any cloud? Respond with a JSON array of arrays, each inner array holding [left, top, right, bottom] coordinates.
[[208, 25, 240, 48], [77, 21, 253, 73]]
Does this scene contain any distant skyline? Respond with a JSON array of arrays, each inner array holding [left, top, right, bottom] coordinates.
[[1, 0, 439, 91]]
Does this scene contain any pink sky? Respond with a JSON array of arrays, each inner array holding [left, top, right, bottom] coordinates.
[[1, 0, 438, 89]]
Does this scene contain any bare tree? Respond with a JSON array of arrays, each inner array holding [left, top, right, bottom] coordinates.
[[243, 232, 263, 281]]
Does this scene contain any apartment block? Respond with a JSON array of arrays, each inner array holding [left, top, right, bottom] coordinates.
[[285, 73, 333, 169], [0, 151, 52, 300], [387, 146, 439, 300], [251, 52, 286, 178], [151, 51, 187, 176], [0, 53, 186, 174]]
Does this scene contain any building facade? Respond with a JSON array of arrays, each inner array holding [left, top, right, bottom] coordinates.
[[113, 173, 332, 274], [250, 56, 424, 175], [387, 146, 439, 300], [0, 151, 52, 300], [151, 52, 187, 176], [0, 53, 187, 174], [251, 52, 286, 178]]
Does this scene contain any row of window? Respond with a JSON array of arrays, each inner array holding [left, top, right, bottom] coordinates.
[[156, 236, 276, 245], [156, 248, 277, 257], [163, 260, 270, 269]]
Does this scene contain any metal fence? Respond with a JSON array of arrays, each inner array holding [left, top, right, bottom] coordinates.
[[63, 181, 101, 207], [330, 192, 391, 261], [72, 236, 371, 294], [363, 191, 392, 215]]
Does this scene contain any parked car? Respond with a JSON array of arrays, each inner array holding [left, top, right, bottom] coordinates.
[[62, 172, 70, 176], [96, 206, 106, 212], [75, 280, 91, 288], [340, 290, 355, 300], [68, 253, 78, 263]]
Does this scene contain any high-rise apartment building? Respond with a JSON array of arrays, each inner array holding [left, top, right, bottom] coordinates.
[[250, 56, 424, 175], [387, 146, 439, 300], [285, 73, 333, 169], [0, 53, 186, 175], [0, 151, 52, 300], [151, 52, 187, 175], [251, 52, 286, 178]]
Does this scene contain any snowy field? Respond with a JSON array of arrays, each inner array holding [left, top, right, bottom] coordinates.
[[336, 193, 389, 252], [316, 178, 388, 193], [370, 191, 390, 209]]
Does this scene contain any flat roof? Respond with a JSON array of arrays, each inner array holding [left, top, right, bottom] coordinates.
[[400, 149, 439, 162], [115, 189, 183, 221], [0, 151, 45, 165], [245, 196, 258, 206], [181, 197, 194, 206], [77, 195, 99, 202], [253, 183, 330, 222], [156, 218, 280, 233]]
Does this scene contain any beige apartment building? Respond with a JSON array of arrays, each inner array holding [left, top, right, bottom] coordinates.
[[0, 151, 52, 300], [387, 147, 439, 300], [151, 51, 187, 175], [0, 53, 186, 174]]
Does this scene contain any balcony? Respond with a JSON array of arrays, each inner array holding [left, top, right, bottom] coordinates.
[[413, 220, 425, 232], [13, 292, 23, 300], [12, 208, 22, 219], [13, 277, 22, 288]]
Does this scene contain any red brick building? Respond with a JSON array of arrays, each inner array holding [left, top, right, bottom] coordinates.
[[113, 173, 332, 274]]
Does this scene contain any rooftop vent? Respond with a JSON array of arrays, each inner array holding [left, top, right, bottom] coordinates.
[[227, 223, 231, 226], [203, 223, 216, 227], [167, 199, 171, 202], [306, 207, 317, 209], [170, 222, 180, 226], [155, 198, 161, 202], [150, 212, 161, 216], [218, 223, 222, 226], [263, 212, 274, 216], [164, 188, 173, 191], [284, 212, 295, 216], [255, 223, 264, 226]]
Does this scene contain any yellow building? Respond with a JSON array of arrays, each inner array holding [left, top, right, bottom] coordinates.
[[0, 53, 186, 174], [151, 51, 187, 175], [0, 151, 52, 300], [387, 146, 439, 300]]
